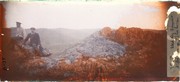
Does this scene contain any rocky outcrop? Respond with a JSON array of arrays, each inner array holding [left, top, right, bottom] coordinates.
[[61, 31, 125, 63], [100, 27, 112, 37]]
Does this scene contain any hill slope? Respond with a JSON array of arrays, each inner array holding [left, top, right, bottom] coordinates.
[[61, 31, 125, 63], [2, 27, 176, 81]]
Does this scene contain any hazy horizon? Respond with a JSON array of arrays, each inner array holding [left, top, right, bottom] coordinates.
[[4, 1, 166, 30]]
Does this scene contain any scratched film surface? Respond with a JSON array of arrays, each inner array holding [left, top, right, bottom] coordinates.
[[166, 6, 180, 77]]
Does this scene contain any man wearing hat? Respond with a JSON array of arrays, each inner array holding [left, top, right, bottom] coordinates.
[[16, 22, 24, 40], [24, 27, 43, 55], [10, 22, 25, 50]]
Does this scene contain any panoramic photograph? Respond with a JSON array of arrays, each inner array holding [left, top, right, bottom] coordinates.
[[0, 0, 179, 81]]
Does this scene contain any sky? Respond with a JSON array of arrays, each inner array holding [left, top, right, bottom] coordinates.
[[4, 1, 166, 30]]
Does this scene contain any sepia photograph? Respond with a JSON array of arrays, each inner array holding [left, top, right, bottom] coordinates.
[[0, 0, 179, 81]]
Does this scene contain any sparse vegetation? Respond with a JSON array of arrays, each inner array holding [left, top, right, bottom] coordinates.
[[2, 27, 178, 81]]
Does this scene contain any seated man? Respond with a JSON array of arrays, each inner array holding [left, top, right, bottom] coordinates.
[[15, 22, 24, 42], [23, 27, 43, 56], [10, 22, 25, 50]]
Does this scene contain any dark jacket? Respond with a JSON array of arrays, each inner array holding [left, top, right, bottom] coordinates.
[[24, 33, 41, 46]]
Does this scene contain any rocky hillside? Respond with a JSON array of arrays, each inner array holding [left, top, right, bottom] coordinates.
[[61, 31, 125, 63], [2, 27, 177, 81]]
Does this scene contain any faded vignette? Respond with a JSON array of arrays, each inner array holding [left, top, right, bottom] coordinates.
[[0, 1, 5, 80], [0, 0, 180, 81]]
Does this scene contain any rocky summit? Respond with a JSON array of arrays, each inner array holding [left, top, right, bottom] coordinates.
[[61, 31, 126, 62]]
